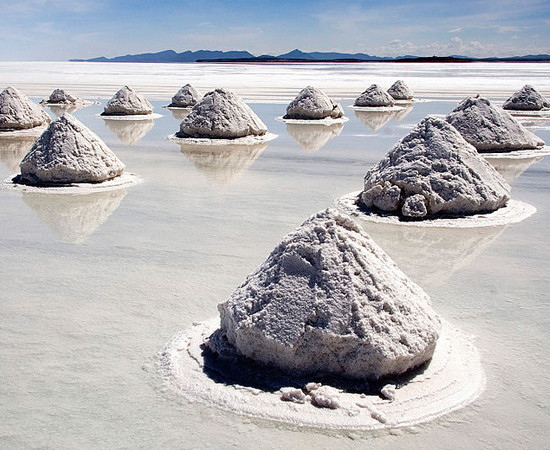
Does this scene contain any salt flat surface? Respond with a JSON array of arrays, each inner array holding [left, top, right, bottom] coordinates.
[[0, 62, 549, 450]]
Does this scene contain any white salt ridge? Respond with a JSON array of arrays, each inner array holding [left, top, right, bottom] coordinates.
[[213, 208, 441, 380], [354, 84, 395, 107], [445, 96, 545, 151], [168, 84, 202, 108], [0, 86, 51, 131], [283, 86, 344, 120], [102, 86, 154, 116], [178, 88, 268, 139], [502, 85, 550, 111], [17, 114, 125, 185], [387, 80, 414, 101]]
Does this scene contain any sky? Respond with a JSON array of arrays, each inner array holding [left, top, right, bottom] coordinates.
[[1, 0, 549, 61]]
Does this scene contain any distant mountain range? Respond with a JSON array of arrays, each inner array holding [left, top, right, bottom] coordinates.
[[70, 49, 550, 63]]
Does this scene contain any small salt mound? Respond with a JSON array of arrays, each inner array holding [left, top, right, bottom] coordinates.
[[212, 208, 441, 380], [168, 84, 202, 107], [177, 88, 267, 139], [387, 80, 414, 101], [354, 84, 395, 107], [17, 114, 125, 185], [361, 116, 511, 219], [45, 89, 79, 105], [0, 87, 51, 131], [283, 86, 344, 120], [101, 86, 153, 116], [445, 96, 545, 151], [503, 85, 550, 111]]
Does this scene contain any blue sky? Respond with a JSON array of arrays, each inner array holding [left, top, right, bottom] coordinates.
[[1, 0, 549, 60]]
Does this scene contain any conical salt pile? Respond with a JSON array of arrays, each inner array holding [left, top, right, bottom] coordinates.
[[0, 87, 51, 131], [283, 86, 344, 120], [387, 80, 414, 101], [102, 86, 153, 116], [46, 89, 79, 104], [354, 84, 395, 107], [502, 85, 550, 111], [168, 84, 202, 107]]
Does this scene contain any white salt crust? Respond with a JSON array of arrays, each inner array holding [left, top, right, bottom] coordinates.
[[0, 125, 47, 137], [276, 116, 349, 125], [504, 109, 550, 117], [167, 132, 278, 146], [158, 318, 484, 431], [41, 100, 98, 107], [480, 146, 550, 159], [1, 172, 141, 194], [349, 105, 407, 112], [97, 113, 162, 121], [336, 191, 536, 228], [163, 106, 192, 111]]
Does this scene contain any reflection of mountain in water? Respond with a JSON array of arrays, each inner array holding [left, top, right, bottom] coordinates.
[[356, 220, 506, 288], [179, 142, 266, 185], [485, 155, 544, 183], [285, 122, 344, 152], [354, 109, 397, 131], [0, 135, 36, 172], [169, 108, 191, 122], [103, 119, 154, 146], [22, 189, 127, 244]]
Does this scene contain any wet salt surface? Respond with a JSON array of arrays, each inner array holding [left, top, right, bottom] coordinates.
[[0, 62, 549, 449]]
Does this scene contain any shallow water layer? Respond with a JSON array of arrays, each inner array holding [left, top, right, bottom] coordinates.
[[0, 62, 549, 449]]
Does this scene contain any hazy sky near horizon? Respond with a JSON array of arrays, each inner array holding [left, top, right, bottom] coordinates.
[[1, 0, 549, 61]]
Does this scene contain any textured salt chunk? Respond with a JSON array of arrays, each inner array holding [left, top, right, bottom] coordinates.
[[283, 86, 344, 120], [18, 114, 125, 185], [0, 86, 51, 131], [308, 385, 341, 409], [213, 208, 441, 379], [168, 84, 202, 107], [387, 80, 414, 100], [280, 387, 306, 404], [361, 116, 511, 218], [354, 84, 395, 107], [503, 85, 550, 111], [46, 89, 79, 104], [445, 96, 544, 151], [178, 88, 268, 139], [102, 86, 153, 116], [380, 384, 396, 401]]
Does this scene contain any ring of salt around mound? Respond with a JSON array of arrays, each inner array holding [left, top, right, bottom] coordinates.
[[159, 318, 484, 430], [276, 116, 349, 125], [349, 105, 406, 112], [480, 146, 550, 159], [163, 105, 192, 110], [166, 132, 278, 146], [504, 108, 550, 117], [1, 172, 141, 194], [42, 100, 98, 107], [97, 113, 162, 120], [335, 191, 536, 228]]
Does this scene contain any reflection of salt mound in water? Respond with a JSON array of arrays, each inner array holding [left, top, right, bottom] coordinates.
[[169, 108, 191, 122], [47, 104, 79, 118], [392, 104, 413, 121], [354, 109, 397, 131], [485, 155, 544, 183], [179, 142, 266, 184], [103, 118, 154, 146], [285, 122, 344, 151], [0, 135, 35, 172], [22, 188, 126, 244]]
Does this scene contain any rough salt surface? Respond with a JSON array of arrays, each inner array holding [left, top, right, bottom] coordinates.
[[18, 114, 125, 185], [361, 116, 511, 219], [0, 87, 51, 131], [45, 89, 79, 104], [213, 208, 441, 380], [503, 85, 550, 111], [283, 86, 344, 120], [168, 84, 202, 107], [102, 86, 153, 116], [446, 96, 545, 151], [178, 88, 267, 139], [354, 84, 395, 107], [387, 80, 414, 100]]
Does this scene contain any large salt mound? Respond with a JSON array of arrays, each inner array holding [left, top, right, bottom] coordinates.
[[213, 208, 441, 380], [101, 86, 153, 116], [361, 116, 511, 219], [177, 88, 267, 139], [168, 84, 202, 107], [18, 114, 125, 185], [283, 86, 344, 120], [445, 96, 545, 151], [354, 84, 395, 107], [387, 80, 414, 101], [0, 87, 51, 131], [503, 85, 550, 111]]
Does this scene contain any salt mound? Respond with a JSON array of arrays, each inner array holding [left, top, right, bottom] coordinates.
[[17, 114, 125, 185], [387, 80, 414, 101], [503, 85, 550, 111], [212, 208, 441, 380], [361, 116, 511, 219], [177, 88, 267, 139], [445, 96, 544, 151], [283, 86, 344, 120], [45, 89, 79, 105], [0, 87, 51, 131], [168, 84, 202, 107], [101, 86, 153, 116], [354, 84, 395, 107]]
